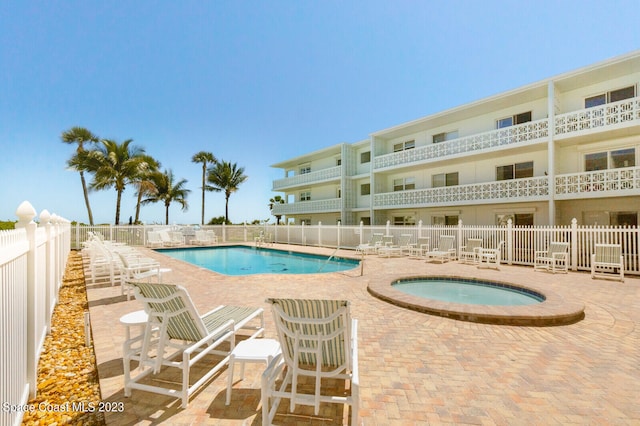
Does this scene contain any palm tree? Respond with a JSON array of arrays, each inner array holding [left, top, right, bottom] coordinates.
[[132, 155, 161, 224], [191, 151, 217, 225], [206, 161, 247, 224], [82, 139, 149, 225], [269, 195, 285, 225], [61, 126, 99, 225], [142, 169, 190, 224]]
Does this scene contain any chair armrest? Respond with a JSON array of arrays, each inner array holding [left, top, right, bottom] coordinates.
[[351, 318, 359, 386]]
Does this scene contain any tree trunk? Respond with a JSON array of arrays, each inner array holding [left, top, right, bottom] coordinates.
[[165, 203, 170, 225], [134, 189, 142, 224], [225, 196, 230, 224], [201, 165, 206, 225], [115, 189, 122, 225], [80, 172, 94, 225]]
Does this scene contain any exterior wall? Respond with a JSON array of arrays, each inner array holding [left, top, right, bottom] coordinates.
[[271, 51, 640, 227]]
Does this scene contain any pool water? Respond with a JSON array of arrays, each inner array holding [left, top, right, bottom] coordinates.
[[157, 245, 359, 276], [393, 277, 544, 306]]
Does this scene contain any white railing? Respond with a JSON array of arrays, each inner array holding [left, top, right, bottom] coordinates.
[[373, 119, 549, 170], [270, 198, 341, 215], [555, 166, 640, 199], [1, 202, 70, 426], [554, 97, 640, 137], [272, 166, 342, 190], [72, 220, 640, 276], [373, 176, 549, 208]]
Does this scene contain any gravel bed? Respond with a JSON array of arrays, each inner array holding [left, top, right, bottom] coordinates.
[[22, 251, 105, 426]]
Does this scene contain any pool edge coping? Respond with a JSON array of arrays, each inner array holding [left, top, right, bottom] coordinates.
[[368, 272, 585, 326]]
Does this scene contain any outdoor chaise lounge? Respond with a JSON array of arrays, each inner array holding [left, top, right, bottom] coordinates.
[[459, 238, 483, 264], [191, 230, 219, 245], [262, 298, 359, 426], [125, 282, 264, 408], [408, 237, 430, 258], [425, 235, 456, 263], [591, 243, 624, 282], [534, 242, 570, 273]]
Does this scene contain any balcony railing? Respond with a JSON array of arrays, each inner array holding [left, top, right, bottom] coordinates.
[[373, 119, 549, 170], [555, 166, 640, 199], [373, 176, 549, 208], [554, 97, 640, 137], [272, 166, 341, 191], [271, 198, 342, 215]]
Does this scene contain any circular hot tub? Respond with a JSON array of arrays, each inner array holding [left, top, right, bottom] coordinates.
[[368, 275, 584, 326]]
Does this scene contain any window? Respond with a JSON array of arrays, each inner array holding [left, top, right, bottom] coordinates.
[[583, 211, 638, 226], [611, 211, 637, 227], [360, 217, 371, 225], [336, 188, 341, 198], [432, 172, 458, 188], [393, 140, 415, 152], [360, 183, 370, 196], [299, 165, 311, 174], [300, 218, 311, 225], [393, 177, 415, 191], [585, 85, 636, 108], [360, 151, 371, 163], [299, 191, 311, 201], [433, 130, 458, 144], [585, 148, 635, 171], [496, 161, 533, 180], [336, 158, 342, 166], [432, 215, 458, 226], [496, 111, 532, 128], [393, 215, 416, 226], [496, 213, 533, 226]]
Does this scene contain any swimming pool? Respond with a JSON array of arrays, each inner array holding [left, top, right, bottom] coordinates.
[[392, 277, 544, 306], [157, 245, 359, 275]]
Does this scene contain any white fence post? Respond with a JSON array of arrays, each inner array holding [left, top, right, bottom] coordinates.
[[507, 219, 513, 265], [571, 218, 578, 271], [15, 201, 40, 399], [457, 220, 463, 256]]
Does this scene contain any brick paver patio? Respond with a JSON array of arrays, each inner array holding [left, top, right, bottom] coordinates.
[[86, 244, 640, 425]]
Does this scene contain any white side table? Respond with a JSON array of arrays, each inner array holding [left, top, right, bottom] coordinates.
[[226, 338, 281, 405]]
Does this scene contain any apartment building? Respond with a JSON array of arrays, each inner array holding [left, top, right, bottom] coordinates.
[[271, 50, 640, 227]]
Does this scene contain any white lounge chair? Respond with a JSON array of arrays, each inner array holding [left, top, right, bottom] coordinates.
[[262, 298, 358, 425], [534, 242, 569, 273], [460, 238, 483, 264], [192, 230, 218, 245], [425, 235, 456, 263], [478, 240, 505, 270], [125, 282, 265, 408], [591, 244, 624, 282]]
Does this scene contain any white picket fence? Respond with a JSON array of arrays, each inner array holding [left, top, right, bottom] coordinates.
[[0, 202, 70, 426], [71, 218, 640, 275]]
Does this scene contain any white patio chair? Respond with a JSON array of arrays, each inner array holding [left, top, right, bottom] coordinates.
[[459, 238, 483, 264], [534, 242, 570, 273], [591, 244, 624, 282], [125, 282, 264, 408], [408, 237, 430, 259], [425, 235, 456, 263], [477, 240, 505, 270], [378, 234, 412, 257], [146, 231, 164, 248], [262, 298, 358, 425]]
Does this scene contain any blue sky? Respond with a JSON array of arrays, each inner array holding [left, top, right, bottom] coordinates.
[[1, 1, 639, 224]]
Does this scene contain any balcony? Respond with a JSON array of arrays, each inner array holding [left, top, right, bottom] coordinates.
[[272, 166, 341, 191], [373, 176, 549, 209], [373, 119, 549, 170], [555, 166, 640, 199], [554, 97, 640, 139], [271, 198, 342, 215]]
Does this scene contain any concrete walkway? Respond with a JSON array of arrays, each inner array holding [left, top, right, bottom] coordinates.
[[86, 244, 640, 425]]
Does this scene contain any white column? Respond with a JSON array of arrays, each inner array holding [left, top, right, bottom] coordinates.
[[547, 81, 557, 226]]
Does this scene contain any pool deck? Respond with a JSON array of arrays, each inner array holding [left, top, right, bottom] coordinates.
[[86, 243, 640, 425]]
